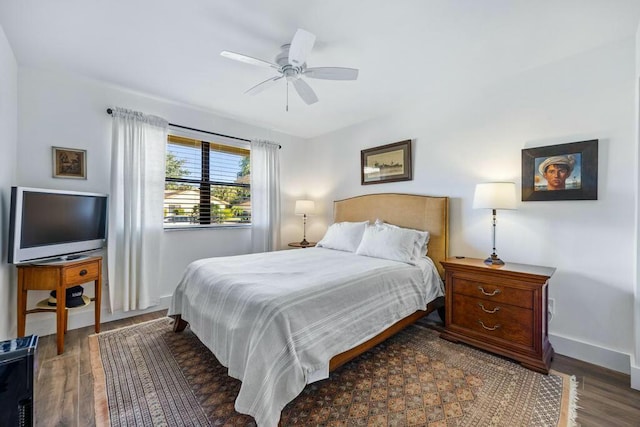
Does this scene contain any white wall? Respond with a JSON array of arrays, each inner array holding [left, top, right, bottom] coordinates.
[[307, 38, 637, 373], [0, 25, 18, 340], [15, 67, 308, 336], [632, 23, 640, 390]]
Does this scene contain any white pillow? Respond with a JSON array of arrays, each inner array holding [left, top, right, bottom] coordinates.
[[355, 225, 417, 264], [316, 221, 369, 252], [374, 218, 430, 259]]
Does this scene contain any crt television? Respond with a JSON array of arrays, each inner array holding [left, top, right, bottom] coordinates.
[[8, 187, 108, 264]]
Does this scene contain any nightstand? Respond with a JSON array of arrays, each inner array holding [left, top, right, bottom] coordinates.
[[440, 257, 556, 373], [288, 242, 317, 248]]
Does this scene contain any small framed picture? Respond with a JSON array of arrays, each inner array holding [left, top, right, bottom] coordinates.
[[361, 140, 412, 185], [522, 140, 598, 201], [52, 147, 87, 179]]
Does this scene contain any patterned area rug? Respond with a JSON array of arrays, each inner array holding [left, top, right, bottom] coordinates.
[[90, 317, 577, 426]]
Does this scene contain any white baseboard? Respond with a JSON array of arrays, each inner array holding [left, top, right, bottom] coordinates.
[[550, 332, 631, 375], [630, 355, 640, 390], [25, 294, 172, 338]]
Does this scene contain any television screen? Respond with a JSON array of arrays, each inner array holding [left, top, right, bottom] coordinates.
[[21, 192, 107, 248], [9, 187, 108, 264]]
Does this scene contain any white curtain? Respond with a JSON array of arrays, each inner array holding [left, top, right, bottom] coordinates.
[[108, 107, 168, 312], [250, 140, 281, 252]]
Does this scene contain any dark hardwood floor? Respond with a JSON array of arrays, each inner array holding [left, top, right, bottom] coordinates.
[[33, 310, 640, 426]]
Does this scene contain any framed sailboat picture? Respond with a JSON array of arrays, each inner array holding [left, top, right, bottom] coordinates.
[[361, 140, 412, 185]]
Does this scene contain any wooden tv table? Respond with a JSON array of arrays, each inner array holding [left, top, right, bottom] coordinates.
[[17, 256, 102, 355]]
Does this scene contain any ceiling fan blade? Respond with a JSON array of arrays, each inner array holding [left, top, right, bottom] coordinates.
[[304, 67, 359, 80], [292, 78, 318, 105], [220, 51, 280, 70], [288, 29, 316, 67], [244, 75, 284, 96]]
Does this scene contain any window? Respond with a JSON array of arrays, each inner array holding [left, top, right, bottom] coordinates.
[[164, 134, 250, 227]]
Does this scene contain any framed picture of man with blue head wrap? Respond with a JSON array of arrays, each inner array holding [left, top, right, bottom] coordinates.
[[522, 140, 598, 201]]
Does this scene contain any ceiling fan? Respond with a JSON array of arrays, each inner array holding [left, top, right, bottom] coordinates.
[[220, 29, 358, 109]]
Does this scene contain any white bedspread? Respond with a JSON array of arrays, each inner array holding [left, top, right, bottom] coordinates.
[[168, 247, 444, 427]]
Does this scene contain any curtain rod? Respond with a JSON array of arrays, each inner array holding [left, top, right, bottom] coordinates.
[[106, 108, 281, 149]]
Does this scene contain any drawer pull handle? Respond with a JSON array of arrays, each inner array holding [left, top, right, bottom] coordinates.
[[478, 286, 501, 297], [79, 269, 88, 276], [478, 303, 500, 314], [478, 320, 501, 331]]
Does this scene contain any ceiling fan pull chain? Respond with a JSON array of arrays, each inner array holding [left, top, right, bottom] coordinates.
[[286, 81, 289, 112]]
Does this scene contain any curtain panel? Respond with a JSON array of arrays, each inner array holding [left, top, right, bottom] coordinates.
[[250, 140, 281, 252], [108, 107, 168, 312]]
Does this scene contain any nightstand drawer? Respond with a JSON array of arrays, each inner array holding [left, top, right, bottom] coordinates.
[[64, 262, 99, 285], [451, 277, 533, 309], [451, 294, 533, 347]]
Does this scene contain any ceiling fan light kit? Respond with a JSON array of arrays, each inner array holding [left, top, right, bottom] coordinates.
[[221, 28, 358, 110]]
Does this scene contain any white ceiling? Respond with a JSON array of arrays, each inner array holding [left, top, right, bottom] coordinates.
[[1, 0, 639, 139]]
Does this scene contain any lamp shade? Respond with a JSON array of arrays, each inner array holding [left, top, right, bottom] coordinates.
[[473, 182, 517, 210], [294, 200, 315, 215]]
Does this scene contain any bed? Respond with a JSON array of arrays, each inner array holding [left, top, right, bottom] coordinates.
[[169, 193, 449, 427]]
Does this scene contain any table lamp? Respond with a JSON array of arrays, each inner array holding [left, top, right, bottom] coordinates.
[[473, 182, 517, 265], [294, 200, 315, 246]]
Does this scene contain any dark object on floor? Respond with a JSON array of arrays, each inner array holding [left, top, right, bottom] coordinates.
[[0, 335, 38, 427]]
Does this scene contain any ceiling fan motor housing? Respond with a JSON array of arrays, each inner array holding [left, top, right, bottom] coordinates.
[[276, 44, 304, 81]]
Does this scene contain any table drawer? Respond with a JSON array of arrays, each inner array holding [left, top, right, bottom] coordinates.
[[64, 262, 99, 285], [451, 293, 533, 347], [451, 276, 533, 309]]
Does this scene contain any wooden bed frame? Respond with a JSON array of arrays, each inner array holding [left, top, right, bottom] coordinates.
[[172, 193, 449, 371]]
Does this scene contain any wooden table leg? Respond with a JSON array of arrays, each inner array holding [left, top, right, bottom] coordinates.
[[56, 282, 66, 355], [17, 269, 26, 337], [95, 260, 102, 333]]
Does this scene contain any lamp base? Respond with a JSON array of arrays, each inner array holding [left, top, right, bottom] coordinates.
[[484, 254, 505, 266], [299, 238, 310, 246]]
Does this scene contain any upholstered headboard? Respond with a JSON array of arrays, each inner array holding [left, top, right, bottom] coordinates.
[[333, 193, 449, 278]]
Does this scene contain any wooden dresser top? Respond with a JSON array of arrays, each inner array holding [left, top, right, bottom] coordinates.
[[441, 257, 556, 279]]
